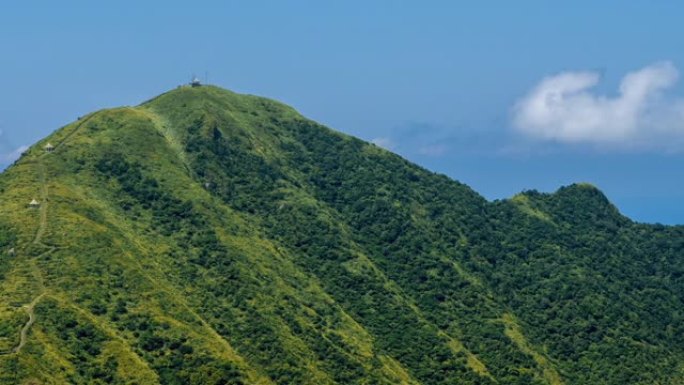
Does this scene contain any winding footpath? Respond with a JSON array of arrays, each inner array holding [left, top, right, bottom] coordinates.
[[11, 293, 45, 354], [2, 112, 99, 356], [32, 162, 48, 246], [2, 153, 52, 355], [6, 162, 50, 355]]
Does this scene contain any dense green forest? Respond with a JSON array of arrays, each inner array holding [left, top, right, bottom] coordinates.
[[0, 85, 682, 384]]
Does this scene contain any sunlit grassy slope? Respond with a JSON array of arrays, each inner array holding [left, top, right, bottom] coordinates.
[[0, 85, 683, 384]]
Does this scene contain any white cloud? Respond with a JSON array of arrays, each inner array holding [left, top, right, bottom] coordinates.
[[1, 145, 28, 163], [371, 137, 396, 150], [513, 61, 684, 148]]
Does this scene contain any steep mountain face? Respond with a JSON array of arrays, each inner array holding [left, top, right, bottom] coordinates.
[[0, 86, 682, 385]]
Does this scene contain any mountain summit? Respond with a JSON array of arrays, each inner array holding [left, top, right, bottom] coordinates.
[[0, 86, 683, 385]]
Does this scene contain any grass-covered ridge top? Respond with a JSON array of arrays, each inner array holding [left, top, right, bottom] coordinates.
[[0, 85, 682, 385]]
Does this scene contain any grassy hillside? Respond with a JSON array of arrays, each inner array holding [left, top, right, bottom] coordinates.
[[0, 85, 682, 384]]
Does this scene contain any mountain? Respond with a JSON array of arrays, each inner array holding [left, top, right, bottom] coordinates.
[[0, 85, 683, 385]]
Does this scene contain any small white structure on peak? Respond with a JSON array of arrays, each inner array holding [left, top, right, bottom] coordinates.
[[44, 143, 55, 152], [29, 199, 40, 208], [190, 76, 202, 87]]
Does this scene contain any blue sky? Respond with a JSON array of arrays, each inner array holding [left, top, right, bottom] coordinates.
[[1, 1, 683, 224]]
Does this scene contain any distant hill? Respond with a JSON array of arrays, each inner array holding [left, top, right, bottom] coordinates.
[[0, 85, 682, 384]]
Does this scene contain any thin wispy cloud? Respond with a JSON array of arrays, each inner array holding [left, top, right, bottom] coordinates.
[[0, 145, 28, 164], [371, 137, 396, 151], [417, 144, 448, 156], [0, 128, 28, 165], [513, 61, 684, 150], [370, 120, 513, 158], [370, 122, 455, 157]]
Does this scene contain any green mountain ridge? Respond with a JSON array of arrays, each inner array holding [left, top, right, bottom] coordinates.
[[0, 85, 682, 384]]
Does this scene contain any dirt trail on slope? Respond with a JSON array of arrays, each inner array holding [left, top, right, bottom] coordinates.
[[1, 137, 62, 355], [32, 163, 48, 246], [2, 111, 105, 356], [11, 293, 46, 354], [3, 163, 50, 355]]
